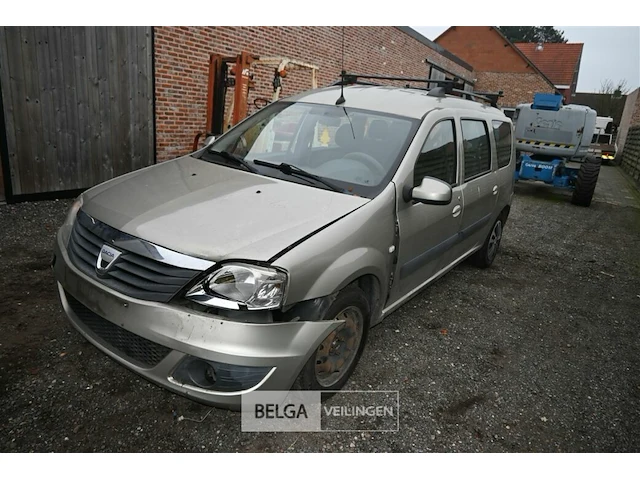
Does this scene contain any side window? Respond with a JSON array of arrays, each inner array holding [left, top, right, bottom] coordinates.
[[413, 119, 457, 187], [501, 108, 516, 119], [492, 120, 512, 169], [461, 119, 491, 181]]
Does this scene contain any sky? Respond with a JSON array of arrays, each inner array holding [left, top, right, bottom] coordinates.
[[411, 26, 640, 93]]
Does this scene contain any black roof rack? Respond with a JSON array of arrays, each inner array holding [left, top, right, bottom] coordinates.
[[453, 88, 504, 108], [331, 71, 503, 108]]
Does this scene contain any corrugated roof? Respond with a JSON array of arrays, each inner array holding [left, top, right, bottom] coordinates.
[[515, 43, 584, 87]]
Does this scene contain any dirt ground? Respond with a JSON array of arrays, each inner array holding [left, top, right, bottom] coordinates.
[[1, 165, 639, 452]]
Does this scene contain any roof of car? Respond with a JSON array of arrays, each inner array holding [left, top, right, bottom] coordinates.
[[286, 85, 506, 120]]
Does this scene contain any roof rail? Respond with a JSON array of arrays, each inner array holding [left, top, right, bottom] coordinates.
[[331, 72, 503, 108], [335, 72, 465, 92]]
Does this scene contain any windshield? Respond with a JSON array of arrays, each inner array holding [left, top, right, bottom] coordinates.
[[591, 133, 612, 145], [199, 101, 419, 198]]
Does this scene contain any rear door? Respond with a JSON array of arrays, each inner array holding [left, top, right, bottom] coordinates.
[[456, 118, 496, 255], [490, 119, 515, 211]]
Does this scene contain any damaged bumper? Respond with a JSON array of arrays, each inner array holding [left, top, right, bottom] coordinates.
[[52, 231, 342, 409]]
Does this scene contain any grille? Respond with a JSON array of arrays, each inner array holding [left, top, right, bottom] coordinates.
[[67, 210, 201, 302], [66, 292, 171, 368]]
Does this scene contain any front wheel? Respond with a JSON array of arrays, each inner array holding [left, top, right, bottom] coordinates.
[[571, 156, 601, 207], [470, 217, 503, 268], [294, 285, 370, 391]]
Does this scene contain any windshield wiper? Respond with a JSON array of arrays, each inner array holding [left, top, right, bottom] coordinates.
[[253, 160, 344, 193], [205, 149, 258, 173]]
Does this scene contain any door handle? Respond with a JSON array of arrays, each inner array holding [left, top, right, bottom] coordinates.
[[452, 205, 462, 217], [492, 185, 498, 195]]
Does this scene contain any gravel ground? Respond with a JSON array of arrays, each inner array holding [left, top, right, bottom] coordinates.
[[1, 166, 639, 452]]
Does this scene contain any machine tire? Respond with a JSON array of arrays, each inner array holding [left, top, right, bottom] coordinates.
[[571, 157, 601, 207], [470, 216, 504, 269], [293, 285, 370, 393]]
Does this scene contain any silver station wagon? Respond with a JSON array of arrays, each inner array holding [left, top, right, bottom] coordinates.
[[53, 79, 515, 408]]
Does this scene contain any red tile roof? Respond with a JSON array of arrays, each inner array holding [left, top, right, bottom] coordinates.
[[515, 43, 584, 87]]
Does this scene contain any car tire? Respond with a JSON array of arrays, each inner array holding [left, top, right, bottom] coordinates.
[[294, 285, 370, 392], [470, 216, 504, 268], [571, 156, 601, 207]]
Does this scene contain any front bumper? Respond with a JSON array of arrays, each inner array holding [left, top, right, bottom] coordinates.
[[53, 230, 342, 409]]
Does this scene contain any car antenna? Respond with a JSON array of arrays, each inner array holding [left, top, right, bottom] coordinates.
[[336, 26, 346, 105]]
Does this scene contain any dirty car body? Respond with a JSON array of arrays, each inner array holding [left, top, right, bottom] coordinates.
[[53, 85, 515, 408]]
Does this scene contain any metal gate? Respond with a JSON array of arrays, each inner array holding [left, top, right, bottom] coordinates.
[[0, 26, 154, 202]]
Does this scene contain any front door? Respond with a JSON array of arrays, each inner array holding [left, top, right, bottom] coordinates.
[[391, 116, 463, 303]]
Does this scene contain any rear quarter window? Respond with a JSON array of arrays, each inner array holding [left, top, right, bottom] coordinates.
[[492, 120, 513, 169]]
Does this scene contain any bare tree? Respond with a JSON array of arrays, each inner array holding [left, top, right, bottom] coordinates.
[[599, 79, 630, 97], [594, 79, 629, 134]]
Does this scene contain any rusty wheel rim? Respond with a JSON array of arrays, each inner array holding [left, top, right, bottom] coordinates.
[[315, 306, 364, 388]]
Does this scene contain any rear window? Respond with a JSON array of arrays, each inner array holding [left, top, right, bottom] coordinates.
[[492, 120, 512, 169]]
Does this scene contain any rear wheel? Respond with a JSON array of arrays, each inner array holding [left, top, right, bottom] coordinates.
[[294, 285, 370, 392], [471, 216, 503, 268], [571, 156, 601, 207]]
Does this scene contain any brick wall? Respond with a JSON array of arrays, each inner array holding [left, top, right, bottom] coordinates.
[[435, 26, 556, 109], [154, 26, 474, 161], [617, 88, 640, 185], [620, 126, 640, 184], [558, 87, 571, 105], [631, 90, 640, 126], [436, 26, 530, 73], [475, 71, 557, 108]]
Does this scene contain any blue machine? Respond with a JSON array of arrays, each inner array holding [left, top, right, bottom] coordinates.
[[517, 155, 574, 188], [513, 93, 600, 207]]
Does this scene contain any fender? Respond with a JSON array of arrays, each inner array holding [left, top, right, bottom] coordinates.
[[300, 249, 387, 303], [274, 184, 397, 309]]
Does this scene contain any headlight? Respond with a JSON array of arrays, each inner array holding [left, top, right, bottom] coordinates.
[[186, 264, 287, 311]]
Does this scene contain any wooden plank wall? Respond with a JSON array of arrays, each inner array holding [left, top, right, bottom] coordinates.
[[0, 26, 154, 197]]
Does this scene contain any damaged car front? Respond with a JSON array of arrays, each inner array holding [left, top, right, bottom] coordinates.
[[52, 95, 419, 408]]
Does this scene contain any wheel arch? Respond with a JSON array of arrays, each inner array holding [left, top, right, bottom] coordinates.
[[277, 270, 385, 327], [498, 204, 511, 225]]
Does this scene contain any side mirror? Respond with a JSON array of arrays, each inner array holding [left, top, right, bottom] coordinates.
[[205, 135, 216, 147], [403, 177, 452, 205]]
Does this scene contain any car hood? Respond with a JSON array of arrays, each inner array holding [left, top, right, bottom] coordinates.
[[81, 155, 369, 263]]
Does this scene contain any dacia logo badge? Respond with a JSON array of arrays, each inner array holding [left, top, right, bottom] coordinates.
[[96, 244, 122, 274]]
